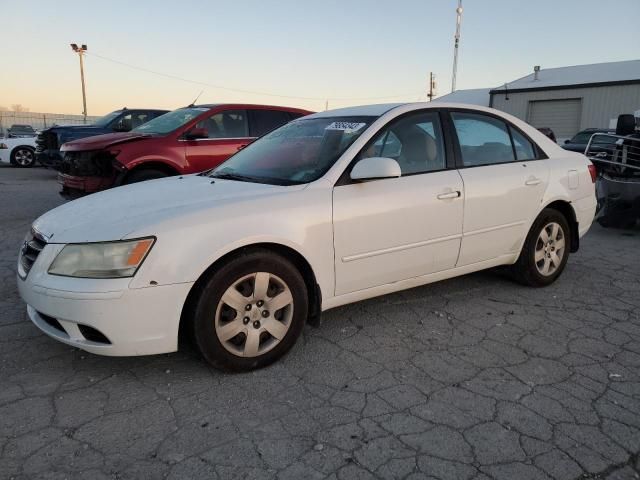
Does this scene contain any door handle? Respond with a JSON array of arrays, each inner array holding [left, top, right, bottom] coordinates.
[[525, 177, 541, 186], [437, 190, 461, 200]]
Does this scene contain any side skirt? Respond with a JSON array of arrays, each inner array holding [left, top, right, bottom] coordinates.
[[321, 253, 517, 311]]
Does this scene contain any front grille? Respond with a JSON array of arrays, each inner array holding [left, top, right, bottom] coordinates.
[[60, 151, 116, 177], [20, 230, 47, 278], [35, 131, 58, 154]]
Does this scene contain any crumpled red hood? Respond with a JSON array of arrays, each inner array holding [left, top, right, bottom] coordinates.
[[61, 132, 156, 152]]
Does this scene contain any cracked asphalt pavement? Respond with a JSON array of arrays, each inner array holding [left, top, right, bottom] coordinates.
[[1, 166, 640, 480]]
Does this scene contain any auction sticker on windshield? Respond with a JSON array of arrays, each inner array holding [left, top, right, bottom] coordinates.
[[325, 122, 367, 133]]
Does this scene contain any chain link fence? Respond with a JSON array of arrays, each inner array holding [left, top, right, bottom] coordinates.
[[0, 111, 100, 137]]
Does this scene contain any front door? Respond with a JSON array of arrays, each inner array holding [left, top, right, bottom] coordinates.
[[333, 110, 464, 296], [184, 109, 253, 173], [448, 110, 550, 266]]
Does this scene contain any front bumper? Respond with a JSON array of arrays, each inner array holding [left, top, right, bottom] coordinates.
[[18, 260, 194, 356], [36, 150, 63, 168], [58, 173, 116, 197]]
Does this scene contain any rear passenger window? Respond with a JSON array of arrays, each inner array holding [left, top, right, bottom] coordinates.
[[511, 128, 536, 160], [452, 112, 515, 166], [250, 110, 290, 137], [196, 110, 248, 138]]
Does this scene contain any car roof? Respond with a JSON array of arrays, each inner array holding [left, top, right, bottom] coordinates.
[[190, 103, 310, 113], [306, 102, 518, 119], [307, 103, 404, 118]]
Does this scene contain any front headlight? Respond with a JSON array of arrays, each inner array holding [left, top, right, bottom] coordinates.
[[48, 238, 155, 278]]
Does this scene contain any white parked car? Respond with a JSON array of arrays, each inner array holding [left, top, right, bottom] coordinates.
[[0, 135, 37, 167], [17, 103, 597, 370]]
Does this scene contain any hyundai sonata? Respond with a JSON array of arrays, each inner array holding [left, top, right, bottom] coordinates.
[[17, 103, 597, 370]]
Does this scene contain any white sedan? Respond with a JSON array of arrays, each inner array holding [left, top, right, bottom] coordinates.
[[17, 103, 597, 370], [0, 136, 37, 167]]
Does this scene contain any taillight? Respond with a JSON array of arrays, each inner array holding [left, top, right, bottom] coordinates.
[[588, 163, 597, 183]]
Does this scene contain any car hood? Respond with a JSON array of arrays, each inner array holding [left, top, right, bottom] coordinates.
[[61, 132, 155, 151], [33, 175, 306, 244]]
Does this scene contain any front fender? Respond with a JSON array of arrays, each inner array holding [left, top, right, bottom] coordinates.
[[127, 183, 335, 300]]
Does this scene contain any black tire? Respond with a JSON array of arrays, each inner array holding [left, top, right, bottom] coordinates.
[[188, 249, 308, 371], [510, 208, 571, 287], [11, 146, 35, 168], [123, 168, 170, 184]]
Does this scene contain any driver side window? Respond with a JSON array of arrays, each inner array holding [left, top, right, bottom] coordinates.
[[358, 112, 446, 175]]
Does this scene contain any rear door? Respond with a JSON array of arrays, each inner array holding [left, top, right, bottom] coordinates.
[[183, 109, 253, 173], [448, 110, 550, 266]]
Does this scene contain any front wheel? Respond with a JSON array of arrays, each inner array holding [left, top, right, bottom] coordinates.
[[189, 250, 308, 371], [510, 208, 571, 287], [11, 147, 35, 168]]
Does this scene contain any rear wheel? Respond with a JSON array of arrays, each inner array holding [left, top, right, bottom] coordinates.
[[123, 168, 170, 184], [189, 250, 308, 371], [11, 147, 35, 168], [511, 208, 571, 287]]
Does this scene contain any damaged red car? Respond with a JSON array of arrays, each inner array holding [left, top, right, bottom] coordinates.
[[58, 104, 312, 197]]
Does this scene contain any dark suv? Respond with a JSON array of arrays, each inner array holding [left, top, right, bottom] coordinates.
[[36, 108, 168, 168], [562, 128, 616, 155]]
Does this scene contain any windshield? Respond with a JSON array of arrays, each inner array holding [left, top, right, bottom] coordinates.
[[132, 107, 208, 135], [207, 116, 375, 185], [570, 131, 615, 144], [93, 110, 122, 127]]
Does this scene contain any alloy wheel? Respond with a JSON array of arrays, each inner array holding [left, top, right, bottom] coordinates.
[[534, 222, 566, 276], [215, 272, 294, 357], [14, 149, 34, 167]]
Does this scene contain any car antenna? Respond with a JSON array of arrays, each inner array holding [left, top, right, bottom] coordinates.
[[188, 90, 204, 107]]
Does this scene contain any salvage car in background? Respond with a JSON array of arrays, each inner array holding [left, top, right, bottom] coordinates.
[[562, 128, 617, 156], [0, 136, 37, 167], [18, 103, 596, 371], [6, 124, 37, 138], [587, 114, 640, 228], [57, 104, 311, 197], [36, 108, 169, 169]]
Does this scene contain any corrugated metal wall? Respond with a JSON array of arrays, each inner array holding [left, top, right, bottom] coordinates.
[[491, 84, 640, 138]]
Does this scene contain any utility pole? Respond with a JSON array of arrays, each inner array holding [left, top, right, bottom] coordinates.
[[325, 100, 329, 111], [427, 72, 436, 101], [451, 0, 463, 92], [70, 44, 88, 123]]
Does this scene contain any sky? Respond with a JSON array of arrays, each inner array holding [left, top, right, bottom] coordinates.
[[1, 0, 639, 116]]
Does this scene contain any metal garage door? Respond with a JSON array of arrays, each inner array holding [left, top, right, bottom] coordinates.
[[527, 99, 582, 141]]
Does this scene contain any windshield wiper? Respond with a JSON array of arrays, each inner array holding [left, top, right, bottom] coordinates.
[[209, 172, 264, 183]]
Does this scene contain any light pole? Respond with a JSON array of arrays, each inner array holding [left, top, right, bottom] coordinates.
[[71, 43, 88, 123], [451, 0, 463, 93]]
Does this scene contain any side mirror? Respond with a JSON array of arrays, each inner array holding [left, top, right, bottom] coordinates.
[[564, 139, 570, 144], [184, 127, 208, 140], [350, 157, 401, 181]]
